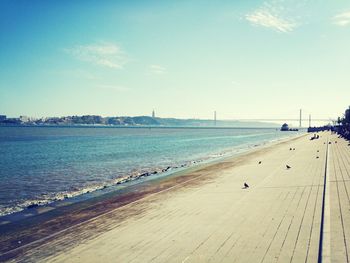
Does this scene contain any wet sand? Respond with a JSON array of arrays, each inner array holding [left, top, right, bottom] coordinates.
[[2, 132, 350, 262]]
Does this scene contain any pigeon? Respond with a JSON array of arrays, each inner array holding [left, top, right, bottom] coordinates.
[[244, 183, 249, 188], [258, 161, 262, 164], [286, 165, 291, 169]]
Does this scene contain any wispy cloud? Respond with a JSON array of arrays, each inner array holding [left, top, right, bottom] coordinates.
[[333, 11, 350, 27], [65, 42, 128, 69], [149, 64, 166, 74], [245, 1, 298, 33]]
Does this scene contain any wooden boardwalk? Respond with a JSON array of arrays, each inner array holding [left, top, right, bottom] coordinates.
[[328, 134, 350, 262], [3, 132, 350, 262]]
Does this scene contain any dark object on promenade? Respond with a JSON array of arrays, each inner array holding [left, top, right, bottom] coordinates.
[[289, 148, 292, 150], [317, 150, 319, 152], [316, 156, 319, 159], [243, 183, 249, 189], [310, 134, 320, 140], [258, 161, 262, 164], [329, 142, 332, 144], [335, 141, 337, 143], [293, 148, 295, 150], [286, 165, 291, 169]]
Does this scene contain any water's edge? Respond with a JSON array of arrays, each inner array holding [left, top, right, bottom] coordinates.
[[0, 133, 307, 262], [0, 132, 305, 223]]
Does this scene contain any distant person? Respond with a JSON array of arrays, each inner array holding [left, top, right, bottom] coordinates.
[[286, 165, 291, 169], [243, 183, 249, 189]]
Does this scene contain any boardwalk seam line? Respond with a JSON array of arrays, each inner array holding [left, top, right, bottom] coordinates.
[[317, 139, 329, 263]]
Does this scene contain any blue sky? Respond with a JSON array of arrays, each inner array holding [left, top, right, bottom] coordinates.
[[0, 0, 349, 124]]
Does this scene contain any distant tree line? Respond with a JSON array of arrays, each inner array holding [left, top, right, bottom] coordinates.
[[0, 115, 161, 126], [0, 114, 280, 128], [336, 106, 350, 140]]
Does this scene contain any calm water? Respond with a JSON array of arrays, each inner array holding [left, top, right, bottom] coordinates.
[[0, 126, 300, 216]]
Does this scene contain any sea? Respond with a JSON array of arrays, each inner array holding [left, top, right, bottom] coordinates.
[[0, 126, 301, 216]]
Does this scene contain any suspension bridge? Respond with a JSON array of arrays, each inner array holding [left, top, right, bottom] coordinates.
[[216, 109, 335, 128]]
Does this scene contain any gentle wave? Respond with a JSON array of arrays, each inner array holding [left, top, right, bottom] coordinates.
[[0, 127, 302, 217], [0, 141, 250, 216]]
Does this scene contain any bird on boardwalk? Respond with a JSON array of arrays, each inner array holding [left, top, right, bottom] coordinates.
[[243, 182, 249, 188], [258, 161, 262, 164], [286, 165, 291, 169]]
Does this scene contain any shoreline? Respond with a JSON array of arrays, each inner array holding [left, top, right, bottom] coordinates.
[[0, 124, 283, 129], [0, 133, 306, 261], [0, 131, 303, 218]]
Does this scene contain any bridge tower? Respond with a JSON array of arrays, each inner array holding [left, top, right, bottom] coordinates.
[[214, 111, 217, 126], [309, 114, 311, 128]]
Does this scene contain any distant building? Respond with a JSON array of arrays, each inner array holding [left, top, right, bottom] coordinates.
[[0, 115, 6, 121], [281, 123, 299, 131], [3, 118, 21, 124], [20, 116, 29, 123], [281, 123, 289, 131], [152, 110, 155, 118]]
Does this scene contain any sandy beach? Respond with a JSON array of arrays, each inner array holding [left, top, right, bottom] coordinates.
[[1, 131, 350, 262]]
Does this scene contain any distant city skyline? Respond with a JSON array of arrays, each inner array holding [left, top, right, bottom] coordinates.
[[0, 1, 349, 123], [0, 111, 332, 128]]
